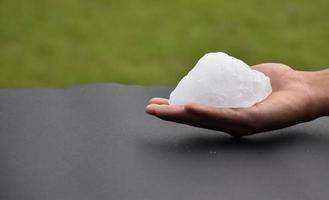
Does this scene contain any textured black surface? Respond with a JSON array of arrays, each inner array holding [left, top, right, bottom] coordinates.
[[0, 83, 328, 200]]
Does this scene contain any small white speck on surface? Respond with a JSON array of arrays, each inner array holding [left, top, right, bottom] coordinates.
[[209, 151, 217, 155]]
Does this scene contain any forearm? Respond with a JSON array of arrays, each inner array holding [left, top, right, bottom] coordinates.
[[302, 69, 329, 116]]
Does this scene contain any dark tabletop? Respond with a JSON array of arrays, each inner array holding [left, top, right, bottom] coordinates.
[[0, 83, 328, 200]]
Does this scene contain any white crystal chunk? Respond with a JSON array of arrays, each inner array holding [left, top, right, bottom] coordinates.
[[169, 52, 272, 108]]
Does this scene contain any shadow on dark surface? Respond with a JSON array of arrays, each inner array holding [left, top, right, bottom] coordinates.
[[140, 130, 328, 156]]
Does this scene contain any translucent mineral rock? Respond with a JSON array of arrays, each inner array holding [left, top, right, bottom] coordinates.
[[169, 52, 272, 108]]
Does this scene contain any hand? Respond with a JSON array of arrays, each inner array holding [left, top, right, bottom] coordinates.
[[145, 63, 323, 137]]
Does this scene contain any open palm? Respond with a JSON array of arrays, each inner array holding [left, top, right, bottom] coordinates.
[[146, 63, 319, 136]]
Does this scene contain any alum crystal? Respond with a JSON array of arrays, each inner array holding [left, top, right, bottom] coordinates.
[[169, 52, 272, 108]]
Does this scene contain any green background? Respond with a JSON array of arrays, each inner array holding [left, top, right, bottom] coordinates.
[[1, 0, 328, 88]]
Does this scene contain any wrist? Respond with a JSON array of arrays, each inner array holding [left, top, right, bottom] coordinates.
[[300, 69, 329, 117]]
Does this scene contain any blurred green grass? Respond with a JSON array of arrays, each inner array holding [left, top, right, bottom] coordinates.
[[1, 0, 329, 87]]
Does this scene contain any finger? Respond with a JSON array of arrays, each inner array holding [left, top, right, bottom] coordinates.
[[252, 63, 291, 73], [251, 63, 271, 71], [184, 103, 250, 126], [152, 104, 202, 124], [149, 104, 221, 128], [150, 104, 256, 136], [148, 98, 169, 105], [145, 104, 159, 115]]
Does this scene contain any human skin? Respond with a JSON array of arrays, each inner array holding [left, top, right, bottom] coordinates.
[[145, 63, 329, 137]]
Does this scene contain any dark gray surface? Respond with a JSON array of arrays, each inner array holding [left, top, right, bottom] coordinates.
[[0, 83, 328, 200]]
